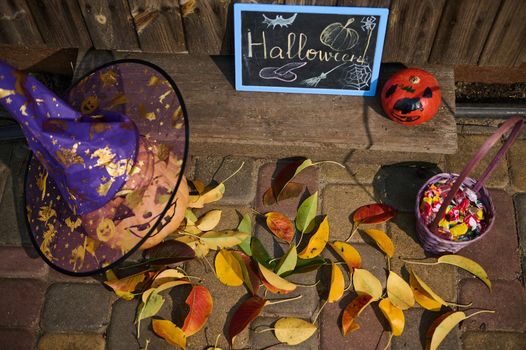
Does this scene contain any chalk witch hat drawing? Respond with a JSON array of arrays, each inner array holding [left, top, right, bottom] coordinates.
[[0, 59, 189, 275]]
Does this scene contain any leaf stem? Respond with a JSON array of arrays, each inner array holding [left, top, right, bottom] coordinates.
[[312, 300, 327, 324], [254, 328, 276, 333], [465, 309, 495, 319], [401, 258, 438, 266], [313, 160, 346, 169], [266, 294, 303, 305], [383, 333, 393, 350], [447, 300, 473, 308], [345, 225, 359, 242], [222, 161, 245, 184], [295, 280, 321, 288]]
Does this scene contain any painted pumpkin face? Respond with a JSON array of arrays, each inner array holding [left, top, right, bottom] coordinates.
[[380, 68, 441, 126]]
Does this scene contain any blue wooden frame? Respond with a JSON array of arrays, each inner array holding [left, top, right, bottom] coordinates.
[[234, 3, 389, 96]]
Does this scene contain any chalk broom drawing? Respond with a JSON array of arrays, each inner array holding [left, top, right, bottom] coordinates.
[[320, 18, 360, 51], [262, 13, 298, 29], [301, 62, 348, 87], [359, 16, 377, 63], [259, 62, 307, 82], [341, 64, 372, 90]]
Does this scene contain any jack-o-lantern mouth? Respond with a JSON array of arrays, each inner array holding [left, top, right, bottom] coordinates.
[[391, 112, 421, 123]]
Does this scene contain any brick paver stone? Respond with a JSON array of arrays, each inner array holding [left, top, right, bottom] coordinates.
[[194, 156, 257, 205], [392, 308, 460, 350], [0, 328, 37, 349], [320, 292, 390, 350], [459, 279, 526, 332], [0, 246, 48, 278], [322, 184, 386, 243], [42, 283, 113, 332], [0, 166, 25, 246], [459, 190, 521, 281], [107, 298, 176, 350], [514, 193, 526, 252], [508, 139, 526, 192], [250, 316, 319, 349], [445, 134, 508, 188], [462, 331, 526, 350], [320, 162, 379, 185], [0, 279, 46, 328], [38, 333, 105, 350], [389, 213, 458, 303]]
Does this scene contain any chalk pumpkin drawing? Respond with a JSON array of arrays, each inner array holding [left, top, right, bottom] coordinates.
[[381, 68, 442, 126], [320, 18, 360, 51]]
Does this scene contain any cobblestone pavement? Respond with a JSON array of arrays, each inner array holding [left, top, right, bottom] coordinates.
[[1, 130, 526, 350]]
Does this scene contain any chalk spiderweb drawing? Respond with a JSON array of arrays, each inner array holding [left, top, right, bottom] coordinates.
[[262, 13, 297, 29], [341, 64, 372, 90]]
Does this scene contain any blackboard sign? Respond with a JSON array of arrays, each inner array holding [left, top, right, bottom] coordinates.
[[234, 4, 389, 96]]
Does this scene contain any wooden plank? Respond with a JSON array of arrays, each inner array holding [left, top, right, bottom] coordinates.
[[114, 52, 457, 159], [478, 0, 526, 67], [77, 0, 140, 51], [429, 0, 501, 65], [286, 0, 337, 5], [0, 46, 77, 73], [180, 0, 232, 55], [382, 0, 445, 63], [0, 0, 43, 46], [26, 0, 92, 48], [338, 0, 390, 7], [128, 0, 187, 53]]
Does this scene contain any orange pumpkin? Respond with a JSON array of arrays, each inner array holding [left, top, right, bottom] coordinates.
[[381, 68, 441, 126]]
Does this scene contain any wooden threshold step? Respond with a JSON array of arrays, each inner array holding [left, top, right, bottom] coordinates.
[[125, 53, 457, 160]]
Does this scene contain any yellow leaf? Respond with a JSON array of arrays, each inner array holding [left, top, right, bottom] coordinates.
[[409, 269, 447, 311], [362, 229, 395, 257], [353, 268, 382, 300], [386, 271, 415, 310], [199, 230, 249, 250], [152, 319, 187, 349], [298, 216, 329, 259], [328, 262, 345, 302], [176, 236, 209, 258], [274, 317, 317, 345], [329, 241, 361, 271], [154, 280, 191, 294], [200, 183, 225, 204], [190, 180, 205, 194], [215, 249, 244, 287], [196, 209, 222, 231], [379, 298, 405, 336], [258, 262, 296, 292], [437, 255, 491, 290], [188, 195, 204, 208], [152, 269, 186, 288]]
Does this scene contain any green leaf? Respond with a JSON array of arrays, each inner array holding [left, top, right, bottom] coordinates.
[[137, 292, 164, 322], [199, 230, 249, 250], [237, 213, 252, 256], [250, 237, 276, 269], [296, 192, 318, 234], [282, 257, 326, 277], [275, 244, 298, 276], [231, 251, 254, 294]]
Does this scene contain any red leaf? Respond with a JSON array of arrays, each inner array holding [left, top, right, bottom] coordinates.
[[236, 251, 261, 296], [341, 294, 374, 336], [228, 296, 267, 345], [263, 182, 305, 205], [271, 158, 306, 202], [182, 285, 213, 337], [265, 212, 295, 243], [352, 203, 397, 225]]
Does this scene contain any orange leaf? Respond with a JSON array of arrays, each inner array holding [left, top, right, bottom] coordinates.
[[182, 285, 213, 337], [362, 229, 395, 257], [228, 295, 267, 345], [263, 182, 305, 206], [341, 294, 374, 336], [271, 158, 307, 202], [152, 319, 187, 349], [353, 203, 397, 225], [265, 212, 295, 243]]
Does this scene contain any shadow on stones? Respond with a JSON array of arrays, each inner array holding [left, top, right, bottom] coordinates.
[[373, 162, 442, 213], [169, 283, 192, 327], [418, 309, 445, 348]]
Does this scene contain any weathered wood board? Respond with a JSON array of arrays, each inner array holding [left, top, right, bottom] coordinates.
[[114, 53, 457, 159], [0, 0, 43, 46]]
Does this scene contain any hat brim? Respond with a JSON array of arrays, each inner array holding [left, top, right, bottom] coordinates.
[[25, 59, 189, 276]]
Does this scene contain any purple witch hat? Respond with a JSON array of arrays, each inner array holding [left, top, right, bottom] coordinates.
[[0, 59, 189, 275]]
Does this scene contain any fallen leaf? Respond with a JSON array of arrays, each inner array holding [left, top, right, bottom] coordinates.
[[328, 262, 345, 302], [281, 257, 325, 277], [182, 285, 213, 336], [362, 229, 395, 257], [200, 230, 249, 250], [353, 268, 382, 300], [215, 249, 244, 287], [152, 269, 187, 288], [265, 212, 295, 243], [176, 236, 209, 258], [228, 296, 267, 345], [258, 262, 297, 293], [298, 215, 329, 259], [437, 255, 491, 290], [353, 203, 397, 225], [250, 237, 276, 270], [274, 317, 317, 345], [237, 213, 252, 256], [232, 251, 260, 295], [329, 241, 361, 271], [275, 244, 298, 276], [153, 280, 191, 294], [143, 240, 195, 265], [341, 294, 374, 336], [190, 180, 205, 194], [379, 298, 404, 336], [200, 183, 225, 204], [184, 209, 198, 225], [387, 271, 415, 310], [409, 269, 447, 311], [153, 319, 187, 349], [269, 158, 308, 203], [296, 192, 318, 234], [137, 292, 164, 323], [263, 182, 304, 206], [196, 209, 222, 231], [104, 271, 147, 300]]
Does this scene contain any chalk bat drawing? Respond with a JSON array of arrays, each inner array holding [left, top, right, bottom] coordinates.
[[320, 18, 360, 51], [341, 64, 372, 90], [259, 62, 307, 82], [262, 13, 298, 29], [359, 16, 377, 63], [301, 62, 348, 87]]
